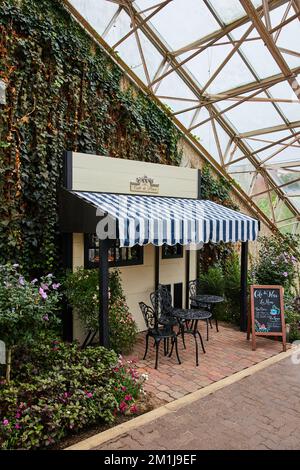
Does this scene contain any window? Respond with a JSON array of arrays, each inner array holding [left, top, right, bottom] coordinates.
[[85, 234, 143, 268], [162, 244, 183, 259]]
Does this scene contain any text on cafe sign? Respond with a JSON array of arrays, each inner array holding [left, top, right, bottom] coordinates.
[[130, 175, 159, 194]]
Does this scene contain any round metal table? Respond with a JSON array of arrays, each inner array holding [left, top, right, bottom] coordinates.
[[190, 295, 224, 335], [172, 309, 212, 366]]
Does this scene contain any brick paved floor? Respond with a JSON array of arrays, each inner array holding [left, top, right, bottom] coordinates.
[[94, 356, 300, 450], [124, 322, 287, 403]]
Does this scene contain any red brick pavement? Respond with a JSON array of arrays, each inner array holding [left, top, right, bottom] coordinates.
[[94, 356, 300, 450], [124, 322, 288, 403]]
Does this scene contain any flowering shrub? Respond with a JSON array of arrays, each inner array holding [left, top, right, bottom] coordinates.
[[0, 264, 61, 382], [252, 235, 299, 294], [65, 269, 137, 353], [111, 356, 148, 416], [0, 340, 146, 449]]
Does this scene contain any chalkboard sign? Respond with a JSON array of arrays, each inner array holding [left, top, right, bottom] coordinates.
[[248, 285, 286, 351]]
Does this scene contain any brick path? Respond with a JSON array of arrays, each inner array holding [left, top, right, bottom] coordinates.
[[94, 356, 300, 450], [124, 322, 286, 403]]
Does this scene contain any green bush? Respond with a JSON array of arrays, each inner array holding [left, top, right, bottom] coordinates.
[[223, 253, 241, 325], [0, 340, 146, 449], [199, 265, 225, 296], [0, 264, 61, 382], [252, 235, 299, 295], [65, 269, 137, 353]]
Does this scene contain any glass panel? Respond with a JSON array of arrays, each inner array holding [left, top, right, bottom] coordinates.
[[70, 0, 118, 36], [142, 0, 220, 51]]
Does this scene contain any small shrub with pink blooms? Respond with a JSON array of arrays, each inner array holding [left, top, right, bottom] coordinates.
[[0, 264, 61, 382], [111, 356, 147, 416], [65, 269, 137, 353], [0, 341, 146, 449]]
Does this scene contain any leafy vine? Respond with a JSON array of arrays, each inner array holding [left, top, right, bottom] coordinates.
[[0, 0, 182, 274]]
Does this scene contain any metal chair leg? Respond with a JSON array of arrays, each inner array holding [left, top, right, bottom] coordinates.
[[143, 334, 149, 360], [174, 337, 181, 365], [168, 337, 175, 358], [206, 319, 209, 341], [197, 330, 206, 354], [155, 340, 160, 369], [193, 333, 199, 366], [181, 324, 186, 349], [209, 318, 213, 329]]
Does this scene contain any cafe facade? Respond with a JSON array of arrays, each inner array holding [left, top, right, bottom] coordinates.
[[59, 152, 259, 345]]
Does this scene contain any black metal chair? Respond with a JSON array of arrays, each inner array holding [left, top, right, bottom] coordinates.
[[139, 302, 181, 369], [150, 285, 186, 349], [189, 279, 212, 340]]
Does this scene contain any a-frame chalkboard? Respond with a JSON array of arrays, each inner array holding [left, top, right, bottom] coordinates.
[[247, 285, 286, 351]]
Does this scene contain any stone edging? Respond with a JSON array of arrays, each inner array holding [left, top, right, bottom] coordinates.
[[65, 348, 294, 450]]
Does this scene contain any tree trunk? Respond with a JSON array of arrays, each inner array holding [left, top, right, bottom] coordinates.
[[6, 347, 12, 383]]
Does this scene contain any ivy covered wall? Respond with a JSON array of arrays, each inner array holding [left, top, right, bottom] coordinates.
[[0, 0, 183, 273], [0, 0, 242, 275]]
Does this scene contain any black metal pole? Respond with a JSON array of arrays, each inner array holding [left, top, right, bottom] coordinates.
[[99, 238, 110, 347], [155, 246, 160, 291], [196, 168, 202, 280], [185, 248, 190, 308], [240, 241, 248, 332]]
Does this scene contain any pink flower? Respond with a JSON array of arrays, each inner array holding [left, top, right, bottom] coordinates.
[[15, 412, 21, 419], [52, 283, 61, 290], [42, 314, 49, 322], [130, 404, 138, 414], [85, 392, 93, 398], [39, 287, 47, 299], [15, 423, 21, 430], [282, 272, 288, 277], [119, 401, 127, 413], [121, 386, 127, 392], [2, 419, 9, 426], [125, 394, 132, 402]]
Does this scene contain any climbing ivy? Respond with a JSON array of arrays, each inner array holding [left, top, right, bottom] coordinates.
[[0, 0, 182, 274], [201, 164, 239, 210], [199, 165, 239, 272]]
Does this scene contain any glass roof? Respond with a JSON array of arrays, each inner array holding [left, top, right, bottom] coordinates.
[[67, 0, 300, 236]]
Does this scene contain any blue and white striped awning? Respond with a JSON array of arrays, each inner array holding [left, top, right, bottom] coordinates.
[[71, 191, 259, 247]]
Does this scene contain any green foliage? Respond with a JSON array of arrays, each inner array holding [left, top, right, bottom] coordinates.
[[252, 235, 299, 294], [0, 0, 182, 274], [284, 294, 300, 342], [65, 269, 137, 353], [0, 263, 60, 342], [223, 253, 241, 325], [201, 165, 239, 210], [0, 340, 146, 449], [199, 265, 225, 296], [199, 165, 239, 272]]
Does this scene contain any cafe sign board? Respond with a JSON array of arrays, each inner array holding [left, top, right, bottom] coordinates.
[[248, 285, 286, 351], [130, 175, 159, 194]]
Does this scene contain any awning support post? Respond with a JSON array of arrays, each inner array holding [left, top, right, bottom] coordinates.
[[185, 248, 190, 308], [240, 241, 248, 332], [99, 238, 110, 348], [155, 246, 160, 291]]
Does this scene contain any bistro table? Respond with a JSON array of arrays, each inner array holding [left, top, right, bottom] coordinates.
[[172, 309, 212, 366], [190, 295, 224, 339]]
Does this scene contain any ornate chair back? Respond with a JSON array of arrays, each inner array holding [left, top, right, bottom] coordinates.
[[139, 302, 157, 330]]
